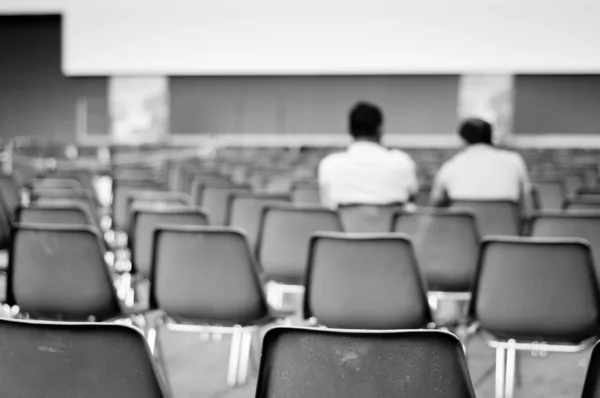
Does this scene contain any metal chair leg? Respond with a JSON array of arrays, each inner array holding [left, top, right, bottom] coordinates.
[[495, 346, 506, 398], [227, 327, 243, 387], [505, 340, 517, 398], [236, 330, 253, 386]]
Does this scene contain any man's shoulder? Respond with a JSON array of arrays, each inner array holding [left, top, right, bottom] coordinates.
[[495, 148, 527, 166], [319, 150, 347, 170], [387, 148, 416, 166]]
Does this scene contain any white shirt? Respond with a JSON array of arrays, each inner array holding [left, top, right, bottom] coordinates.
[[431, 144, 530, 203], [318, 141, 419, 209]]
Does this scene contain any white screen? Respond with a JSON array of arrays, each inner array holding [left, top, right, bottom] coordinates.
[[4, 0, 600, 75]]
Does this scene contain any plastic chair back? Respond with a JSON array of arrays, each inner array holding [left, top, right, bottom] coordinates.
[[450, 200, 521, 236], [200, 186, 251, 225], [0, 318, 168, 398], [258, 205, 342, 284], [470, 237, 600, 343], [305, 233, 431, 329], [8, 223, 121, 321], [130, 207, 209, 277], [150, 226, 269, 323], [394, 210, 479, 292], [291, 184, 320, 205], [338, 203, 404, 233], [256, 327, 475, 398]]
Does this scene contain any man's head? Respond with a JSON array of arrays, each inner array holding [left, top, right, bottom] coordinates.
[[458, 118, 494, 146], [349, 102, 383, 141]]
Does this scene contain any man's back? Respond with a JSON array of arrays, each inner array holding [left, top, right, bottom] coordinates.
[[318, 142, 418, 208], [433, 144, 528, 202]]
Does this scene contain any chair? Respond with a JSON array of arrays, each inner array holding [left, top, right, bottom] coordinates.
[[582, 340, 600, 398], [147, 226, 274, 387], [394, 210, 479, 303], [469, 237, 600, 398], [17, 203, 96, 227], [291, 183, 320, 205], [112, 178, 163, 231], [0, 318, 168, 398], [564, 173, 585, 197], [227, 193, 290, 252], [8, 223, 125, 321], [189, 176, 233, 204], [531, 211, 600, 283], [450, 200, 522, 236], [30, 177, 83, 191], [257, 205, 342, 308], [32, 187, 95, 202], [564, 197, 600, 211], [304, 233, 432, 329], [199, 185, 251, 225], [338, 203, 405, 233], [531, 180, 565, 210], [129, 207, 209, 279], [255, 327, 476, 398], [125, 191, 192, 232]]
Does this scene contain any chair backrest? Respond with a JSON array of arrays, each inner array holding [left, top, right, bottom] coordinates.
[[582, 340, 600, 398], [200, 186, 251, 225], [112, 179, 162, 230], [227, 193, 290, 251], [394, 210, 480, 292], [564, 173, 585, 196], [30, 178, 83, 191], [32, 187, 94, 202], [17, 204, 96, 226], [564, 197, 600, 211], [256, 327, 476, 398], [532, 181, 565, 210], [305, 233, 431, 329], [189, 176, 234, 204], [338, 203, 405, 233], [150, 226, 269, 323], [258, 205, 342, 284], [470, 237, 600, 343], [450, 200, 521, 236], [130, 207, 209, 277], [125, 191, 192, 232], [8, 223, 121, 321], [291, 184, 320, 205], [0, 318, 167, 398], [415, 188, 431, 207]]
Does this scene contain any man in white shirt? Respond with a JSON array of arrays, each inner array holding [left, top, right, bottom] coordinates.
[[430, 118, 530, 206], [318, 102, 419, 209]]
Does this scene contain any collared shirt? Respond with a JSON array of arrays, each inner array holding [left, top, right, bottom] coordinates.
[[318, 141, 419, 209], [430, 144, 530, 203]]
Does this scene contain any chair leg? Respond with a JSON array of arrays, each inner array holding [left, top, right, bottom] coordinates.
[[495, 346, 506, 398], [504, 340, 517, 398], [227, 327, 243, 387], [236, 330, 253, 386]]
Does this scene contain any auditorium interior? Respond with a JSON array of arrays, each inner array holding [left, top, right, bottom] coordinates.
[[1, 1, 600, 397]]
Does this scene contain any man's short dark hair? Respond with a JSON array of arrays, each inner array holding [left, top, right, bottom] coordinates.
[[459, 118, 493, 145], [349, 102, 383, 139]]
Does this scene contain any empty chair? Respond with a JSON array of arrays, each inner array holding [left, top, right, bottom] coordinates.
[[227, 193, 290, 251], [531, 212, 600, 284], [291, 183, 320, 205], [582, 340, 600, 398], [189, 175, 233, 203], [532, 180, 565, 210], [17, 203, 96, 227], [129, 207, 209, 278], [30, 177, 83, 191], [450, 200, 521, 236], [257, 205, 342, 306], [32, 187, 95, 202], [469, 237, 600, 398], [415, 188, 431, 207], [147, 226, 274, 387], [564, 197, 600, 211], [0, 318, 168, 398], [8, 223, 123, 321], [394, 210, 479, 299], [255, 327, 476, 398], [564, 173, 585, 197], [112, 179, 163, 231], [199, 185, 251, 225], [125, 191, 192, 232], [305, 233, 431, 329], [338, 203, 405, 233]]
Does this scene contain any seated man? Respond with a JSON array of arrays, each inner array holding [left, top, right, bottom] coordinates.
[[430, 118, 530, 206], [318, 102, 419, 209]]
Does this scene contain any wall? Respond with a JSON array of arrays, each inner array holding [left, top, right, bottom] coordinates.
[[514, 75, 600, 134], [0, 14, 108, 141], [170, 76, 460, 134]]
